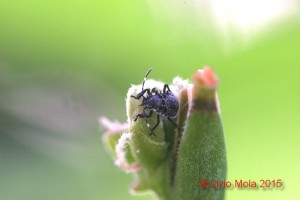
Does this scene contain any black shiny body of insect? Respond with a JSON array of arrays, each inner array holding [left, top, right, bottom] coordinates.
[[131, 69, 179, 136], [141, 88, 178, 118]]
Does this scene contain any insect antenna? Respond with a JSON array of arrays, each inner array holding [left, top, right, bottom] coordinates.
[[141, 68, 152, 91]]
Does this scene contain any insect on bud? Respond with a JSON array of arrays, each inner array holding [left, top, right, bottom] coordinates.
[[100, 67, 226, 200]]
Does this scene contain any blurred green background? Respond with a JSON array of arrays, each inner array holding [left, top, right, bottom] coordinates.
[[0, 1, 300, 200]]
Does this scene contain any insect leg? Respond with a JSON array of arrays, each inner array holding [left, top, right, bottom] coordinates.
[[149, 114, 160, 136], [131, 89, 151, 99], [167, 117, 180, 131], [163, 84, 172, 93], [133, 108, 156, 136], [141, 108, 156, 136], [133, 108, 153, 121]]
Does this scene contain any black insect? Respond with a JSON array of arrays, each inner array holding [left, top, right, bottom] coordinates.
[[131, 68, 180, 136]]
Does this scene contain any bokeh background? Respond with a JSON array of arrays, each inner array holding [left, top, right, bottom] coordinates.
[[1, 1, 300, 200]]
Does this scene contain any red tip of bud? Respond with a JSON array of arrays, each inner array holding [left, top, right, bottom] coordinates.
[[192, 67, 218, 89]]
